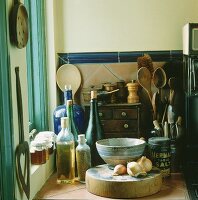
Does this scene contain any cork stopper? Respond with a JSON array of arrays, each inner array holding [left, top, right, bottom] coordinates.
[[67, 99, 73, 106], [78, 134, 86, 144], [61, 117, 68, 128], [91, 90, 97, 100]]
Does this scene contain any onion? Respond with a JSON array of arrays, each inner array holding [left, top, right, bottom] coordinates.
[[127, 161, 147, 177], [113, 164, 127, 176], [137, 156, 152, 172]]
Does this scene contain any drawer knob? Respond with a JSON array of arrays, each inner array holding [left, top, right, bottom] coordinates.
[[124, 124, 129, 129], [99, 112, 103, 117], [121, 112, 127, 117]]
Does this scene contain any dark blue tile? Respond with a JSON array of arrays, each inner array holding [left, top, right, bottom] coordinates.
[[58, 53, 69, 65], [142, 51, 170, 61], [58, 50, 183, 65], [58, 52, 118, 64], [119, 51, 143, 62], [170, 50, 183, 60]]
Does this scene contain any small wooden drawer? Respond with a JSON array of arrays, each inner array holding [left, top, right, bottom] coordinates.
[[84, 103, 141, 139], [113, 109, 138, 119], [101, 120, 137, 132], [98, 109, 112, 120]]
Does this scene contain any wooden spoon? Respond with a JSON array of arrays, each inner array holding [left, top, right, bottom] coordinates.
[[152, 91, 160, 120], [153, 67, 166, 101], [56, 64, 81, 102], [137, 67, 152, 104]]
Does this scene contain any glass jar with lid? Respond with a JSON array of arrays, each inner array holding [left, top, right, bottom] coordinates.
[[30, 140, 47, 165], [35, 131, 55, 157]]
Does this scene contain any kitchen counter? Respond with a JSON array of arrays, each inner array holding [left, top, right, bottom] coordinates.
[[34, 172, 189, 200]]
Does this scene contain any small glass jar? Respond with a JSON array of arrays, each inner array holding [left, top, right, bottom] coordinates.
[[30, 140, 47, 165], [35, 131, 55, 158]]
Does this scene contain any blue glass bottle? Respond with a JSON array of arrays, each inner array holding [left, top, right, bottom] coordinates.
[[53, 87, 85, 135]]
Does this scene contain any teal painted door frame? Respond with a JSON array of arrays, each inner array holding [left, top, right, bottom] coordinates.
[[0, 1, 15, 200]]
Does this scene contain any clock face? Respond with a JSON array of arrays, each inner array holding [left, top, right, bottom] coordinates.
[[16, 6, 28, 49]]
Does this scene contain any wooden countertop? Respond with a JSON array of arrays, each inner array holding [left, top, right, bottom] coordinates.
[[34, 172, 189, 200]]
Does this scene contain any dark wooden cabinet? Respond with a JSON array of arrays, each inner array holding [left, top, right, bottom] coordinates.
[[84, 103, 141, 138]]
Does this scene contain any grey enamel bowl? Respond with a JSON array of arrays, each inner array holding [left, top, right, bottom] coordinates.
[[96, 138, 146, 166]]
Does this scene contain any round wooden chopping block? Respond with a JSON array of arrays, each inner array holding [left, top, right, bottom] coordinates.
[[86, 164, 162, 199]]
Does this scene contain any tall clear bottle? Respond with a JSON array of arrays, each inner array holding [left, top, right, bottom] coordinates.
[[85, 90, 105, 166], [56, 117, 75, 183], [53, 85, 85, 135]]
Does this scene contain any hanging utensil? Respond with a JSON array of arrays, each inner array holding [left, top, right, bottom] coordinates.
[[152, 91, 160, 120], [15, 67, 30, 199], [56, 64, 82, 102], [137, 67, 152, 104], [161, 102, 168, 126], [175, 116, 183, 139], [152, 67, 167, 123], [153, 67, 166, 101], [167, 77, 177, 139]]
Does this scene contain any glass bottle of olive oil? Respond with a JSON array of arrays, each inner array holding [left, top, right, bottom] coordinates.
[[56, 117, 75, 183]]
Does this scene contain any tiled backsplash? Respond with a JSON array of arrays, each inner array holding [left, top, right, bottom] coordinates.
[[58, 51, 182, 104], [76, 62, 165, 88], [76, 62, 165, 104]]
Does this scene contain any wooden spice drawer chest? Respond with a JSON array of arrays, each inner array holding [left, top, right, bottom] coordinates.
[[84, 103, 141, 138]]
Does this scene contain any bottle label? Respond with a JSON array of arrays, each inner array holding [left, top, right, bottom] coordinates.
[[149, 145, 171, 177]]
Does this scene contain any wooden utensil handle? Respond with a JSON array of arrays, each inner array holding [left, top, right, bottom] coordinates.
[[161, 104, 168, 126], [15, 66, 24, 143]]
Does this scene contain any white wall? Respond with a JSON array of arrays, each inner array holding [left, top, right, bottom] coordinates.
[[54, 0, 198, 53]]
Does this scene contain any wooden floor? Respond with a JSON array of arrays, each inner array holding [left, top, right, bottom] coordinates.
[[34, 172, 189, 200]]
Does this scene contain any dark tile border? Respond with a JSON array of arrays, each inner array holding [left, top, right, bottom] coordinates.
[[58, 50, 182, 65]]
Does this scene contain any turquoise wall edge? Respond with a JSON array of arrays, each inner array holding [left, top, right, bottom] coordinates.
[[0, 1, 15, 200]]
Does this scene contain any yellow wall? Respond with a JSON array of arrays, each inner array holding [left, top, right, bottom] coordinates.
[[5, 0, 198, 199], [54, 0, 198, 53]]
